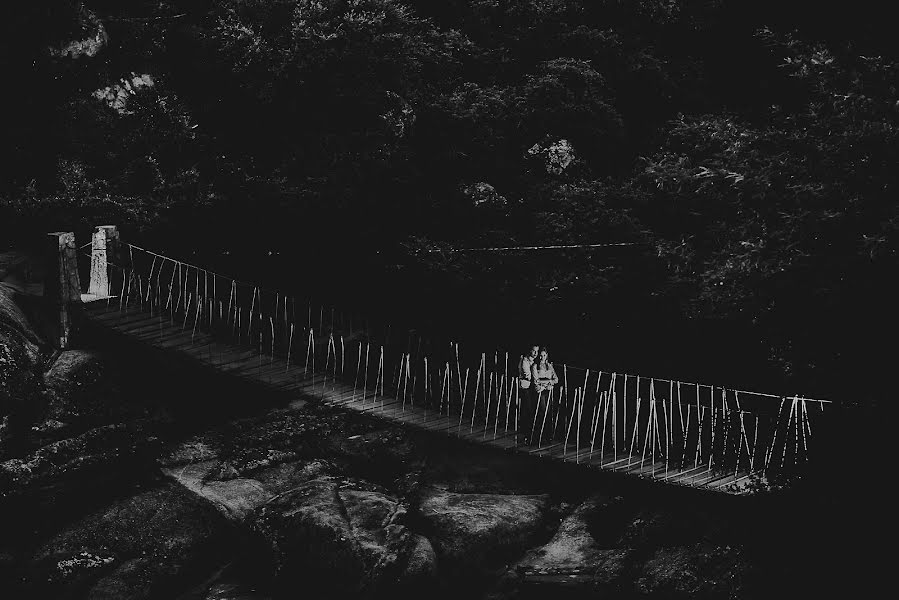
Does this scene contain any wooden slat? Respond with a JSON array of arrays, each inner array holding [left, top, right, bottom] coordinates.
[[528, 442, 563, 457]]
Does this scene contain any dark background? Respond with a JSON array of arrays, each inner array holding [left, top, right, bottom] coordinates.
[[2, 0, 897, 406]]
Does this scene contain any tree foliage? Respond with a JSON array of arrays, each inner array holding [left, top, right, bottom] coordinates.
[[2, 1, 897, 400]]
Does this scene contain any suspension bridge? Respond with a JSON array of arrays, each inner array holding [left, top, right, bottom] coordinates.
[[40, 227, 833, 496]]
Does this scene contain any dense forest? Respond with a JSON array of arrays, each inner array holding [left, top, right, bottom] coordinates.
[[3, 0, 897, 404]]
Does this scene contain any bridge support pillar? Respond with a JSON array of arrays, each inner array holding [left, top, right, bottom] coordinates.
[[88, 225, 120, 297], [45, 231, 82, 349]]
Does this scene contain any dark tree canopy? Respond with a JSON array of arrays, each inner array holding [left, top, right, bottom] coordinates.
[[2, 0, 897, 403]]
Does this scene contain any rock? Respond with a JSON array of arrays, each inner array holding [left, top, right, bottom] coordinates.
[[517, 495, 606, 570], [399, 534, 437, 583], [253, 458, 338, 495], [417, 486, 550, 571], [163, 460, 274, 522], [635, 543, 747, 598], [44, 549, 118, 592], [516, 494, 631, 574], [28, 482, 232, 599], [1, 285, 44, 432], [162, 450, 341, 522], [86, 557, 156, 600], [249, 476, 367, 596], [208, 461, 241, 481], [188, 410, 332, 478], [162, 408, 414, 489], [248, 476, 431, 597], [233, 449, 300, 478], [0, 280, 45, 348], [592, 549, 634, 586], [42, 350, 113, 424], [506, 494, 634, 594], [0, 420, 162, 502], [342, 486, 405, 576], [159, 437, 221, 468], [1, 279, 49, 454]]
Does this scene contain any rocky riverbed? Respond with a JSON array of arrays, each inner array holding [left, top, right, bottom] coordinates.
[[0, 263, 882, 599]]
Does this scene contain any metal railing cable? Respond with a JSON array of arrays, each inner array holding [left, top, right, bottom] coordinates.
[[78, 241, 829, 486]]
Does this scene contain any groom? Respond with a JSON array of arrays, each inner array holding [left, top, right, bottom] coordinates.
[[517, 344, 539, 444]]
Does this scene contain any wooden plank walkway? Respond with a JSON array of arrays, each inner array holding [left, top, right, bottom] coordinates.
[[82, 299, 756, 495]]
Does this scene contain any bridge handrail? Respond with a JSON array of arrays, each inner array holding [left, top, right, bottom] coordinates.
[[96, 241, 836, 408]]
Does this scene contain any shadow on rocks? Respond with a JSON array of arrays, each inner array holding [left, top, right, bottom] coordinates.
[[244, 475, 438, 599]]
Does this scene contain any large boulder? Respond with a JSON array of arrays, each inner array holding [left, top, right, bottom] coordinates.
[[0, 283, 45, 440], [510, 494, 634, 593], [416, 486, 550, 572], [0, 275, 45, 349], [27, 481, 232, 599], [248, 476, 435, 597]]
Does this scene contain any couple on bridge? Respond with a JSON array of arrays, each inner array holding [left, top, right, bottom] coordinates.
[[518, 345, 559, 445]]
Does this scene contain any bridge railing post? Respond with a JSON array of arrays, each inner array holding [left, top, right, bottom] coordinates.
[[45, 231, 82, 349], [88, 224, 120, 297]]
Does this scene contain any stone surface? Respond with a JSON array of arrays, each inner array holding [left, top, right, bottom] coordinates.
[[163, 460, 274, 522], [498, 494, 635, 595], [248, 476, 433, 597], [174, 410, 334, 478], [417, 486, 550, 571], [0, 420, 161, 501], [249, 476, 364, 595], [28, 482, 231, 599], [516, 494, 626, 573], [0, 276, 45, 348], [159, 438, 220, 468], [0, 284, 44, 437], [253, 458, 338, 495], [399, 533, 438, 584], [160, 431, 343, 522]]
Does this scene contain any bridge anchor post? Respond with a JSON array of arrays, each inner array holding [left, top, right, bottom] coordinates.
[[44, 231, 82, 349], [88, 224, 120, 297]]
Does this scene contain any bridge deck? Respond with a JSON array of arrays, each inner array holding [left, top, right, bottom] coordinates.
[[82, 299, 757, 495]]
